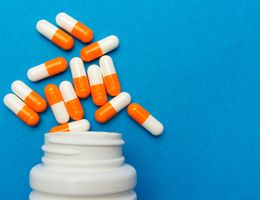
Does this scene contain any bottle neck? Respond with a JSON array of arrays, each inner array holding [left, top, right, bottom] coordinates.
[[42, 132, 125, 168]]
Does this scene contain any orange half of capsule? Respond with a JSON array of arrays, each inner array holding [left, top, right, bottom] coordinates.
[[71, 22, 93, 43], [73, 76, 90, 98], [65, 99, 84, 120], [90, 84, 107, 106], [52, 29, 74, 50], [44, 84, 63, 106], [127, 103, 150, 124], [95, 102, 117, 123], [50, 123, 69, 132], [45, 57, 67, 76], [80, 42, 103, 62], [24, 91, 47, 113], [17, 105, 40, 126], [103, 74, 121, 96]]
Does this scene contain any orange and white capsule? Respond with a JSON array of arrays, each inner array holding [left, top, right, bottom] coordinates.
[[44, 84, 69, 124], [99, 55, 121, 96], [27, 57, 67, 82], [36, 20, 74, 50], [127, 103, 164, 136], [59, 81, 84, 120], [56, 12, 93, 43], [81, 35, 119, 62], [95, 92, 131, 123], [50, 119, 90, 133], [87, 65, 107, 106], [70, 57, 90, 98], [4, 94, 40, 126], [11, 80, 47, 113]]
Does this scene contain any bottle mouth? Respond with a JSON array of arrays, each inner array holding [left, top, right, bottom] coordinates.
[[42, 131, 125, 167], [45, 131, 124, 146], [46, 131, 121, 137]]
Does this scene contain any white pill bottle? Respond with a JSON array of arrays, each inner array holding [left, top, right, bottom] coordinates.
[[29, 132, 137, 200]]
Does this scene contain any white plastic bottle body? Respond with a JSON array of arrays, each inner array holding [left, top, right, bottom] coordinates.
[[29, 132, 137, 200]]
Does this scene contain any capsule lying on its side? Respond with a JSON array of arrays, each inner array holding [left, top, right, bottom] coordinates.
[[11, 80, 47, 113], [50, 119, 90, 133], [127, 103, 164, 136], [27, 57, 67, 82], [80, 35, 119, 62], [44, 84, 69, 124], [70, 57, 90, 98], [99, 55, 121, 96], [87, 65, 107, 106], [95, 92, 131, 123], [36, 20, 74, 50], [56, 12, 93, 43], [4, 94, 40, 126], [59, 81, 84, 120]]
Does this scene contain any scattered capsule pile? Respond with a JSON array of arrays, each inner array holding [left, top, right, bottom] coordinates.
[[3, 12, 164, 136]]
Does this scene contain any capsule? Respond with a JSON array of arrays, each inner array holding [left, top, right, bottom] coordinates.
[[59, 81, 84, 120], [70, 57, 90, 98], [99, 55, 121, 96], [11, 80, 47, 113], [56, 12, 93, 43], [50, 119, 90, 133], [27, 57, 67, 82], [44, 84, 69, 124], [4, 94, 40, 126], [81, 35, 119, 62], [127, 103, 164, 136], [36, 20, 74, 50], [87, 65, 107, 106], [95, 92, 131, 123]]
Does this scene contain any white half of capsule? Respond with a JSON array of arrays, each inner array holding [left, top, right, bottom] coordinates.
[[99, 55, 117, 77], [56, 12, 78, 33], [27, 63, 49, 82], [68, 119, 90, 131], [36, 20, 58, 40], [142, 115, 164, 136], [59, 81, 77, 102], [51, 101, 70, 124], [109, 92, 131, 112], [11, 80, 33, 100], [87, 65, 104, 85], [4, 93, 25, 114], [70, 57, 87, 78], [98, 35, 119, 54]]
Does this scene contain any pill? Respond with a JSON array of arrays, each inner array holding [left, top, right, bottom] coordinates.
[[87, 65, 107, 106], [70, 57, 90, 98], [44, 84, 69, 124], [99, 55, 121, 96], [11, 80, 47, 113], [56, 12, 93, 43], [50, 119, 90, 133], [95, 92, 131, 123], [81, 35, 119, 62], [36, 20, 74, 50], [4, 94, 40, 126], [27, 57, 67, 82], [59, 81, 84, 120], [127, 103, 164, 136]]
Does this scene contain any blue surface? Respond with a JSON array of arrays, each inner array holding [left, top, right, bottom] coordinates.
[[0, 0, 259, 199]]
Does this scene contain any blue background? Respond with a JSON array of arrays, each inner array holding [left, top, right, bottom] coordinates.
[[0, 0, 259, 199]]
